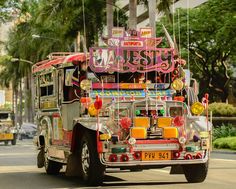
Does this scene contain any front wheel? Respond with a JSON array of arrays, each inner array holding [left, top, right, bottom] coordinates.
[[44, 150, 62, 175], [182, 161, 209, 183], [78, 131, 105, 186]]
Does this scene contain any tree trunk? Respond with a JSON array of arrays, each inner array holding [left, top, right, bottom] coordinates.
[[19, 80, 23, 126], [30, 72, 35, 123], [23, 77, 28, 122], [129, 0, 137, 30], [13, 87, 18, 128], [107, 0, 113, 37], [148, 0, 157, 37], [23, 72, 34, 123]]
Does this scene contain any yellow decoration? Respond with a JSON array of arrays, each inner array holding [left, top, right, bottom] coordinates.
[[157, 117, 172, 128], [163, 127, 178, 138], [200, 132, 209, 138], [172, 79, 184, 91], [133, 117, 150, 128], [100, 133, 111, 140], [80, 79, 92, 90], [191, 102, 205, 115], [88, 104, 98, 116], [130, 127, 147, 139]]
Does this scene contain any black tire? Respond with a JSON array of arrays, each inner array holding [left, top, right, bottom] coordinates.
[[130, 168, 143, 172], [4, 141, 8, 145], [44, 150, 62, 175], [183, 161, 209, 183], [78, 131, 105, 186], [11, 134, 17, 145]]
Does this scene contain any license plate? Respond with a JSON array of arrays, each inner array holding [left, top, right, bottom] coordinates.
[[0, 133, 13, 140], [142, 151, 171, 161]]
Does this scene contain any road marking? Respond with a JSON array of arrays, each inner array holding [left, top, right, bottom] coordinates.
[[212, 158, 236, 162], [0, 165, 42, 173], [150, 169, 169, 173], [0, 152, 36, 156]]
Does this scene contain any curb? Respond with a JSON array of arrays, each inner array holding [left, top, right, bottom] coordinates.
[[212, 150, 236, 155]]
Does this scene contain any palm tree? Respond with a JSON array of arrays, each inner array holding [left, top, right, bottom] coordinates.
[[0, 55, 21, 126]]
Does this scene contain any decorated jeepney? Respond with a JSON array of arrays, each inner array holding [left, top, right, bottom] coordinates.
[[33, 27, 211, 186], [0, 109, 17, 145]]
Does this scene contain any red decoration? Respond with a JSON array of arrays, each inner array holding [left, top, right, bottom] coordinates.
[[120, 117, 132, 131], [94, 95, 102, 110], [130, 95, 135, 101], [173, 116, 184, 127], [80, 97, 91, 104], [174, 96, 185, 102]]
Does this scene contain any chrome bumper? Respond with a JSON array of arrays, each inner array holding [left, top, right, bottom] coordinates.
[[100, 153, 209, 167]]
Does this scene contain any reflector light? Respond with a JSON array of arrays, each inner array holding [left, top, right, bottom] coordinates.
[[195, 153, 202, 159], [173, 151, 180, 159], [133, 151, 141, 160], [179, 137, 186, 144], [109, 154, 118, 162], [184, 154, 192, 160], [120, 154, 129, 162]]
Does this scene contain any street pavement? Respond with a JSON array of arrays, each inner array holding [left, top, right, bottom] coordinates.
[[0, 139, 235, 189]]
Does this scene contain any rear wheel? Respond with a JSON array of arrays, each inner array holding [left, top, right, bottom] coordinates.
[[4, 141, 8, 145], [78, 131, 105, 186], [11, 134, 17, 145], [183, 161, 209, 183]]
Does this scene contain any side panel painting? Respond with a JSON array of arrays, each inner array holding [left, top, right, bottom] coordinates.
[[52, 114, 63, 141]]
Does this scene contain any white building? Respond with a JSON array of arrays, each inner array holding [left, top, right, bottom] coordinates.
[[116, 0, 208, 29]]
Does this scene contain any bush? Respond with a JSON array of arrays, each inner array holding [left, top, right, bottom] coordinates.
[[208, 103, 236, 117], [213, 123, 236, 141], [213, 137, 236, 150]]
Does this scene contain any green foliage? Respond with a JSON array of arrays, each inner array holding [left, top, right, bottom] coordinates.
[[213, 123, 236, 141], [213, 137, 236, 150], [0, 0, 19, 22], [209, 103, 236, 117], [156, 0, 236, 102]]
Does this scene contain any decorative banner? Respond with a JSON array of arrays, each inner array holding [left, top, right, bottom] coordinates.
[[92, 83, 168, 90], [112, 27, 125, 38], [53, 115, 63, 140], [121, 40, 143, 48], [140, 27, 153, 38], [90, 89, 174, 98], [89, 47, 175, 73]]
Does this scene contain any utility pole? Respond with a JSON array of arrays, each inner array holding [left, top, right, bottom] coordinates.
[[107, 0, 114, 37], [129, 0, 137, 30], [148, 0, 158, 37]]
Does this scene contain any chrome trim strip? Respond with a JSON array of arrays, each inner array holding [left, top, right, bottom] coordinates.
[[134, 144, 179, 151], [100, 153, 209, 167]]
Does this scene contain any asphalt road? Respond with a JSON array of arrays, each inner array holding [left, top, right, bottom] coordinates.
[[0, 140, 235, 189]]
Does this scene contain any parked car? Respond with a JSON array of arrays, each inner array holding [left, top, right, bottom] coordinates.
[[18, 123, 37, 140]]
